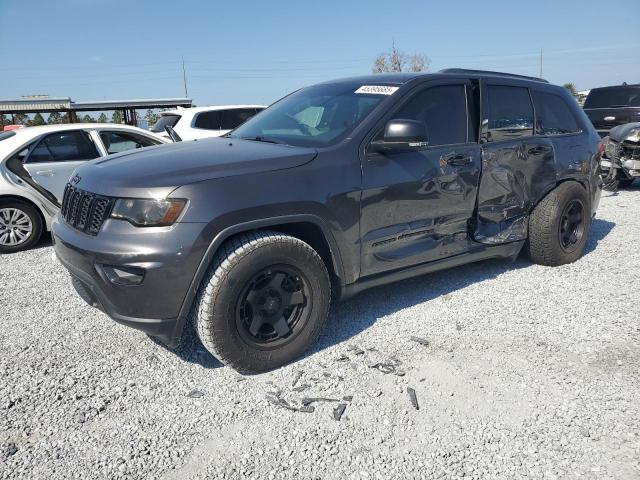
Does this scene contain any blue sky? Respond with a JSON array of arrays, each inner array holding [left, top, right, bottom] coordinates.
[[1, 0, 639, 106]]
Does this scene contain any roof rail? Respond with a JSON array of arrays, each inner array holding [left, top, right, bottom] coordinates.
[[439, 68, 549, 84]]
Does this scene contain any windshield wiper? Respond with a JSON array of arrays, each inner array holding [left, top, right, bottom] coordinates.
[[240, 136, 282, 144]]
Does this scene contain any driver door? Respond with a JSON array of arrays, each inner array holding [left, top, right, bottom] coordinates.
[[359, 81, 482, 277]]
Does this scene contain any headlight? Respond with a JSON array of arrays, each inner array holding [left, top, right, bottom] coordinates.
[[110, 198, 187, 226], [625, 128, 640, 143]]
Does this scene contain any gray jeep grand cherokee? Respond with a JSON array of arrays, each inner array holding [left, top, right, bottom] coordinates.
[[53, 69, 603, 373]]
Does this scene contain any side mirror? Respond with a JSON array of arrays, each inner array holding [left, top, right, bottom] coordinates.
[[371, 119, 428, 153]]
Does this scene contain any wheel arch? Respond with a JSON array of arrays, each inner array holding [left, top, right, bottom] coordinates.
[[0, 194, 49, 231], [172, 214, 345, 341]]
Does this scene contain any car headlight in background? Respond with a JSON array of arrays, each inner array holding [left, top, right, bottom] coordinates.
[[625, 128, 640, 143], [110, 198, 187, 226]]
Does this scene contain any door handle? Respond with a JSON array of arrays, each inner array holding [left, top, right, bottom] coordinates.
[[442, 153, 473, 167], [35, 170, 54, 176]]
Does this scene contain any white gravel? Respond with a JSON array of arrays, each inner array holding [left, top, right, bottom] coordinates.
[[1, 186, 639, 480]]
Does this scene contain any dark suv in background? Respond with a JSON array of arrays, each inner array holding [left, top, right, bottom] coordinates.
[[53, 69, 603, 373], [583, 83, 640, 136]]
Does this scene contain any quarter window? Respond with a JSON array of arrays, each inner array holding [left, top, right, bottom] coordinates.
[[26, 130, 100, 163], [484, 86, 534, 142], [100, 131, 161, 154], [221, 109, 259, 130], [532, 91, 580, 135], [193, 111, 222, 130], [391, 85, 468, 146]]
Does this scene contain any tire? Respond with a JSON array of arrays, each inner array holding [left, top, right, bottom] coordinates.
[[195, 231, 331, 373], [526, 182, 590, 266], [0, 200, 43, 254]]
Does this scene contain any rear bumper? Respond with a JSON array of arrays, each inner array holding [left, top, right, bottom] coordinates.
[[52, 215, 208, 346]]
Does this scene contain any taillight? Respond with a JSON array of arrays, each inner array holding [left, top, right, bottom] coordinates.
[[597, 142, 605, 157]]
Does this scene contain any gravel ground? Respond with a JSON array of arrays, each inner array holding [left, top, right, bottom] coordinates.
[[1, 187, 639, 480]]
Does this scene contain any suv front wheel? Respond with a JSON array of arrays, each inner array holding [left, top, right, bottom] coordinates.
[[195, 231, 331, 373]]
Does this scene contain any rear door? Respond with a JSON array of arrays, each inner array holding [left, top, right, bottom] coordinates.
[[22, 130, 101, 201], [475, 82, 548, 243], [360, 80, 482, 276]]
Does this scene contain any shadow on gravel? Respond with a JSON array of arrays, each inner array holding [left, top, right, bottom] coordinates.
[[312, 217, 615, 356], [584, 218, 615, 255], [149, 327, 224, 370]]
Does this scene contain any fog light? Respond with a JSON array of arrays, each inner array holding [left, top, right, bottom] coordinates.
[[101, 265, 145, 286]]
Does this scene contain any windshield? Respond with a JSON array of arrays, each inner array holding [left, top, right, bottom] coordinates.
[[229, 83, 391, 147], [150, 114, 181, 133], [584, 87, 640, 109]]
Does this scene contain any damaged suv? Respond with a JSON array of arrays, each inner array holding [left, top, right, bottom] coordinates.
[[53, 69, 603, 373]]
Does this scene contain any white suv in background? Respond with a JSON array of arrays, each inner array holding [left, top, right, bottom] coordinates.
[[150, 105, 266, 141]]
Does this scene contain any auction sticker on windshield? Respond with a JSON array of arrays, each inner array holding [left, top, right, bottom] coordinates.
[[355, 85, 399, 95]]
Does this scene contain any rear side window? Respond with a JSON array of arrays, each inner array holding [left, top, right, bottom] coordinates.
[[483, 85, 534, 142], [150, 114, 181, 133], [100, 131, 161, 154], [0, 131, 16, 141], [221, 109, 258, 130], [392, 84, 468, 146], [532, 91, 580, 135], [584, 87, 640, 109], [193, 110, 222, 130], [26, 131, 100, 163]]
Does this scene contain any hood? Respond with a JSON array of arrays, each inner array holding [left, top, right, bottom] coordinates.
[[72, 137, 317, 198], [608, 122, 640, 143]]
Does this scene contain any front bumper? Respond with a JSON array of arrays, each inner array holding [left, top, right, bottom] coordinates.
[[52, 215, 208, 346]]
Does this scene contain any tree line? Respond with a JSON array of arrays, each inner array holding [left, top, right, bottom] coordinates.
[[0, 109, 159, 127]]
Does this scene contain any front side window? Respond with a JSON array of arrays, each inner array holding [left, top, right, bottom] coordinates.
[[532, 91, 580, 135], [483, 85, 534, 142], [100, 131, 161, 154], [193, 111, 222, 130], [221, 109, 259, 130], [230, 83, 390, 147], [26, 130, 100, 163], [390, 85, 468, 146]]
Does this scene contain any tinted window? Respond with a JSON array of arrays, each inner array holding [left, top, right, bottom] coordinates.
[[532, 91, 580, 135], [391, 85, 467, 146], [484, 86, 534, 142], [27, 131, 100, 163], [193, 110, 222, 130], [100, 131, 161, 154], [584, 87, 640, 109], [0, 131, 16, 141], [150, 114, 181, 133], [221, 109, 258, 130]]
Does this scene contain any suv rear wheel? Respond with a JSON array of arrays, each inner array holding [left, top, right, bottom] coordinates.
[[195, 231, 331, 373], [526, 182, 590, 266], [0, 200, 43, 253]]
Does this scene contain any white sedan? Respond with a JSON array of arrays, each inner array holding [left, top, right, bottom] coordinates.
[[0, 123, 167, 252]]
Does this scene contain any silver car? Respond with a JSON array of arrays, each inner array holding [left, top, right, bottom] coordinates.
[[0, 123, 167, 252]]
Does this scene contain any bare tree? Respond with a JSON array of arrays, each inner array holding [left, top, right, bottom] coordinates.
[[372, 42, 429, 73]]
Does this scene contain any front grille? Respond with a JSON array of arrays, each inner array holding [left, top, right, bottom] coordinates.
[[61, 184, 113, 235]]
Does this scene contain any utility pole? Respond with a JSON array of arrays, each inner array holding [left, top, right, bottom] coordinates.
[[181, 56, 189, 98], [539, 48, 543, 78]]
